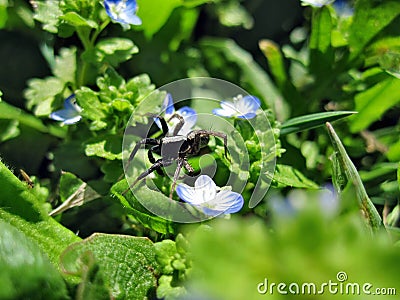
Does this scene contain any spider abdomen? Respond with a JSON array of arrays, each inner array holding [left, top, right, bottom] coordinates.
[[160, 136, 191, 159]]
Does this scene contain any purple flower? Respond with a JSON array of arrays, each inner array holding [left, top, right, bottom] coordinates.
[[49, 94, 82, 125], [104, 0, 142, 27], [212, 95, 260, 119], [176, 175, 244, 217]]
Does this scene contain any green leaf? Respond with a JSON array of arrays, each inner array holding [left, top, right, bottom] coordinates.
[[0, 1, 7, 29], [272, 164, 319, 189], [85, 135, 123, 160], [0, 160, 80, 270], [60, 233, 159, 300], [350, 77, 400, 132], [60, 11, 98, 29], [280, 111, 356, 135], [0, 119, 19, 142], [215, 1, 253, 29], [137, 0, 180, 37], [157, 275, 186, 300], [387, 139, 400, 162], [259, 40, 288, 90], [24, 77, 64, 116], [154, 235, 189, 298], [75, 87, 107, 121], [111, 180, 177, 234], [326, 122, 384, 231], [259, 39, 302, 106], [0, 220, 69, 300], [182, 0, 215, 8], [349, 0, 400, 59], [0, 100, 65, 139], [101, 160, 123, 183], [33, 0, 62, 33], [53, 47, 77, 85], [95, 38, 139, 67], [398, 163, 400, 192], [309, 6, 334, 75]]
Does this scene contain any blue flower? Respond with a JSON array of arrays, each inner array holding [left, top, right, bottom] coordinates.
[[104, 0, 142, 27], [300, 0, 335, 7], [333, 0, 353, 18], [176, 175, 244, 217], [49, 94, 82, 125], [155, 93, 197, 135], [212, 95, 260, 119]]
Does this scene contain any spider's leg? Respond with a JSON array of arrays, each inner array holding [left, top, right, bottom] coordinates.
[[126, 138, 159, 168], [119, 138, 160, 181], [182, 158, 195, 175], [155, 115, 169, 136], [169, 158, 184, 199], [149, 145, 164, 175], [144, 113, 169, 136], [199, 130, 229, 159], [147, 113, 169, 136], [148, 145, 158, 163], [122, 158, 172, 195], [168, 113, 185, 136]]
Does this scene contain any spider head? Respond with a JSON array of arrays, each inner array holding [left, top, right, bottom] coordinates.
[[187, 131, 210, 150], [198, 133, 210, 149]]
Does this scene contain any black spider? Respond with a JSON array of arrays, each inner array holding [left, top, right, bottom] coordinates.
[[123, 113, 228, 198]]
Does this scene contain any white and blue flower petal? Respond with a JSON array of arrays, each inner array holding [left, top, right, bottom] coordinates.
[[333, 0, 353, 18], [194, 175, 217, 201], [177, 175, 243, 217], [300, 0, 335, 7], [176, 183, 198, 205], [50, 94, 82, 125], [240, 95, 261, 112], [104, 0, 142, 26], [212, 95, 260, 119], [162, 93, 175, 116], [176, 106, 197, 135], [237, 112, 257, 119]]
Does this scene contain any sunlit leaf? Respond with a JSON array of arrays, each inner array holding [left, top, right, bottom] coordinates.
[[326, 122, 384, 231], [85, 135, 123, 160], [60, 233, 159, 299], [349, 0, 400, 59], [0, 160, 80, 271], [111, 180, 177, 234], [349, 77, 400, 133], [60, 11, 98, 29], [272, 164, 319, 189], [281, 111, 356, 135], [0, 220, 69, 299]]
